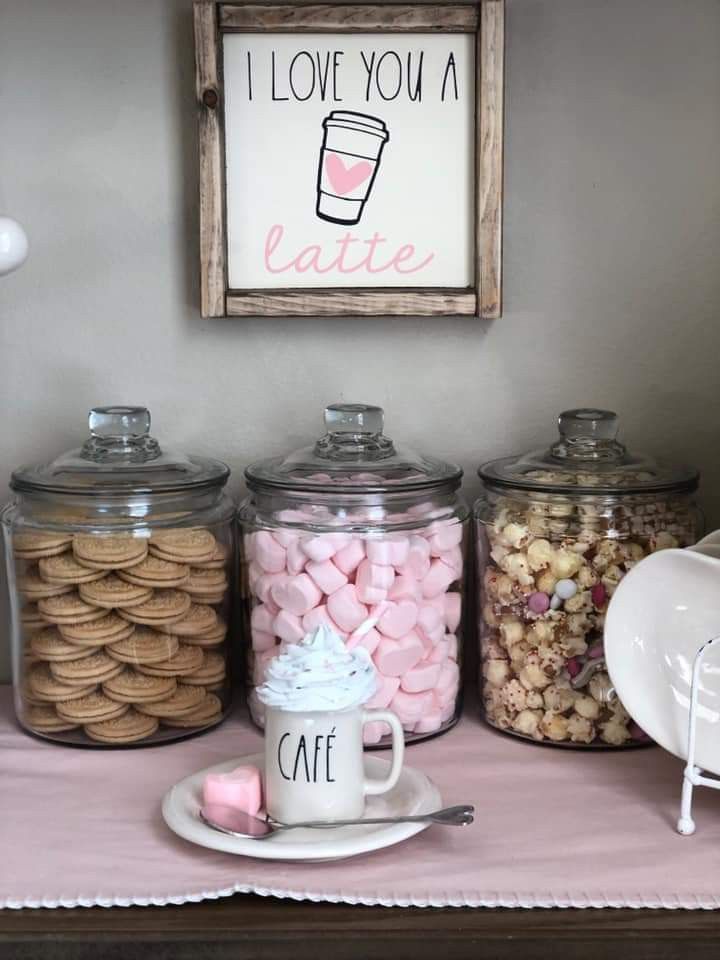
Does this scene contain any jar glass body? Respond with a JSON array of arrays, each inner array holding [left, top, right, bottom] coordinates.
[[474, 485, 698, 747], [2, 485, 236, 746], [239, 485, 468, 746]]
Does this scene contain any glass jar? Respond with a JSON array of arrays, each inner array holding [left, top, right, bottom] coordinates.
[[1, 406, 235, 746], [475, 408, 699, 748], [238, 403, 468, 745]]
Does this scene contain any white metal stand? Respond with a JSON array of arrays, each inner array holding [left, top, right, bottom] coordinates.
[[677, 635, 720, 836]]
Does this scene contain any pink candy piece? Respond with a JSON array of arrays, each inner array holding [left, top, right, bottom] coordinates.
[[356, 559, 395, 604], [366, 538, 409, 567], [247, 560, 262, 591], [273, 610, 305, 644], [203, 765, 263, 816], [400, 661, 442, 693], [301, 533, 351, 562], [440, 546, 463, 577], [251, 629, 277, 652], [365, 673, 400, 709], [327, 583, 368, 633], [444, 593, 462, 632], [302, 604, 344, 637], [436, 659, 460, 706], [421, 560, 457, 599], [373, 632, 424, 677], [446, 633, 458, 661], [254, 531, 287, 574], [390, 689, 434, 723], [414, 710, 444, 734], [388, 575, 422, 602], [528, 591, 550, 614], [377, 600, 418, 638], [567, 656, 581, 678], [362, 720, 391, 744], [424, 639, 448, 665], [587, 642, 604, 659], [397, 535, 432, 580], [346, 626, 381, 655], [591, 583, 608, 608], [333, 538, 366, 576], [428, 521, 463, 555], [416, 604, 444, 648], [305, 558, 348, 596], [271, 528, 299, 548], [250, 604, 275, 635], [286, 539, 307, 576], [255, 572, 286, 605], [270, 573, 323, 616]]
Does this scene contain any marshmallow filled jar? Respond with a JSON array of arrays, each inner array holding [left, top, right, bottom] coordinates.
[[475, 409, 699, 748], [239, 403, 468, 745], [1, 406, 235, 747]]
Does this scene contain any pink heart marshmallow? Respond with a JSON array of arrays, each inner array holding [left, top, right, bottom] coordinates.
[[373, 631, 424, 677], [333, 538, 366, 576], [356, 559, 395, 604], [254, 531, 287, 573], [270, 573, 323, 616], [421, 560, 457, 599], [377, 600, 418, 639], [400, 661, 442, 694], [305, 558, 348, 596], [273, 610, 305, 644], [326, 584, 368, 633], [202, 765, 263, 816]]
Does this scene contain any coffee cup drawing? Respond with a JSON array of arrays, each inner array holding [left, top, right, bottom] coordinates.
[[316, 111, 390, 225]]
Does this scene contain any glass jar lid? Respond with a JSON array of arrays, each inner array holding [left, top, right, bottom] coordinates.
[[11, 406, 230, 496], [479, 408, 699, 496], [245, 403, 462, 495]]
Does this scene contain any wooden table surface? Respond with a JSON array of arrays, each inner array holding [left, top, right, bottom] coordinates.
[[2, 895, 720, 960]]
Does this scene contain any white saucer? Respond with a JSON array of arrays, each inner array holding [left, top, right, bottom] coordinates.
[[605, 547, 720, 775], [162, 752, 442, 862]]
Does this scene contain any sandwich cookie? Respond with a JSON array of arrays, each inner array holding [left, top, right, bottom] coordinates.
[[79, 574, 153, 610], [84, 708, 159, 744], [50, 650, 125, 686], [103, 668, 177, 704], [183, 650, 226, 687], [30, 627, 96, 662], [18, 572, 74, 602], [181, 618, 227, 647], [135, 643, 204, 677], [117, 589, 191, 626], [184, 567, 229, 604], [134, 683, 207, 718], [59, 612, 135, 647], [161, 693, 222, 728], [148, 528, 217, 565], [56, 691, 130, 724], [23, 704, 80, 733], [106, 627, 179, 666], [38, 593, 107, 626], [13, 531, 73, 561], [192, 541, 229, 571], [38, 554, 108, 586], [117, 555, 190, 589], [158, 603, 217, 637], [73, 534, 148, 571], [20, 604, 48, 632], [28, 663, 97, 702]]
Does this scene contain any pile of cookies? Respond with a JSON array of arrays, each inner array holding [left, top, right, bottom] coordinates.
[[15, 527, 230, 745]]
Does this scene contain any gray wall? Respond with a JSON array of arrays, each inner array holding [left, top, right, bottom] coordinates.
[[1, 0, 719, 681]]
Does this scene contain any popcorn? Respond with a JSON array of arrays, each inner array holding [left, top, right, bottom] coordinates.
[[500, 552, 534, 586], [550, 548, 584, 580], [500, 678, 527, 713], [599, 719, 631, 746], [527, 539, 553, 571], [540, 710, 569, 741], [543, 681, 577, 713], [502, 523, 531, 548], [567, 713, 595, 744], [484, 659, 510, 688], [499, 616, 525, 647], [535, 569, 557, 594], [574, 694, 601, 720], [588, 671, 615, 704], [513, 708, 544, 740]]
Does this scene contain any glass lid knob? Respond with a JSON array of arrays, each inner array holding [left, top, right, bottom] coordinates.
[[324, 403, 384, 436], [550, 408, 626, 462], [81, 406, 161, 463], [314, 403, 395, 462]]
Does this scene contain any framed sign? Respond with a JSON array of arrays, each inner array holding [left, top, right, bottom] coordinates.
[[194, 2, 504, 317]]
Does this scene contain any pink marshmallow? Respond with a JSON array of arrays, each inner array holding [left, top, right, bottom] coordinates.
[[326, 584, 368, 633], [416, 604, 444, 646], [377, 600, 418, 639], [302, 604, 346, 638], [270, 573, 323, 616], [286, 539, 307, 575], [305, 558, 348, 596], [333, 538, 366, 576], [255, 572, 286, 605], [400, 661, 442, 693], [366, 537, 409, 567], [365, 673, 400, 709], [254, 531, 287, 573], [414, 711, 444, 734], [440, 701, 456, 723], [203, 765, 263, 816], [346, 626, 381, 655], [250, 604, 275, 635], [444, 593, 462, 632], [421, 560, 457, 598], [301, 533, 351, 562], [362, 721, 391, 744], [251, 629, 277, 652], [273, 610, 305, 644], [437, 660, 461, 706], [424, 638, 449, 664], [396, 535, 431, 580], [356, 559, 395, 604], [390, 689, 434, 723], [373, 632, 424, 677], [428, 520, 463, 555], [446, 633, 459, 661], [439, 546, 464, 577], [271, 528, 299, 548], [247, 560, 263, 591], [388, 575, 422, 602]]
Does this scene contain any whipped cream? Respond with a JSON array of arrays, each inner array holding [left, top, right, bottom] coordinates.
[[256, 624, 377, 712]]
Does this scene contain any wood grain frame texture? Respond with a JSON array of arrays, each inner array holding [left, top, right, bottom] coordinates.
[[194, 1, 504, 318]]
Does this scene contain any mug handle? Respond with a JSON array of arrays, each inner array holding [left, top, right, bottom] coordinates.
[[361, 709, 405, 797]]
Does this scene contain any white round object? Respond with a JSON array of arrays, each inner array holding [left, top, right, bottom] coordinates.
[[0, 217, 29, 276], [554, 578, 577, 600], [605, 546, 720, 775], [163, 751, 441, 862]]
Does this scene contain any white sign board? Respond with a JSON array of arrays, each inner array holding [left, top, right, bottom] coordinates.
[[223, 33, 475, 290]]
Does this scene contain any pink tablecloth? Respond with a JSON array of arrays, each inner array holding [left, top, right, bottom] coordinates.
[[2, 686, 720, 910]]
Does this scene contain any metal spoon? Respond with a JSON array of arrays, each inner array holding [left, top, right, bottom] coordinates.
[[199, 803, 474, 839]]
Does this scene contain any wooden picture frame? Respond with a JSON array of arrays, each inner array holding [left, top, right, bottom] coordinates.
[[194, 1, 504, 318]]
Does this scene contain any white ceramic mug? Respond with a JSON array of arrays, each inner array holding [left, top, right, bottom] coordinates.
[[264, 704, 404, 822]]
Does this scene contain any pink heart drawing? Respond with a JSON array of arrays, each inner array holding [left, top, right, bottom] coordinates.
[[325, 152, 373, 196]]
